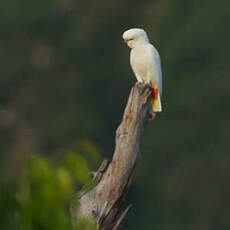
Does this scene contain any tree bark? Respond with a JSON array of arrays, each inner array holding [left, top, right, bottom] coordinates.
[[71, 82, 153, 229]]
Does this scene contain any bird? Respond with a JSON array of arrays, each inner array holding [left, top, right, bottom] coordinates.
[[122, 28, 162, 112]]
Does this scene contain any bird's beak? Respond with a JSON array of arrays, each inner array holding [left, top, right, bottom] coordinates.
[[124, 38, 133, 43]]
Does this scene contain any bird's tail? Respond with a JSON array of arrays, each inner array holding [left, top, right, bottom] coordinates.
[[151, 88, 162, 112]]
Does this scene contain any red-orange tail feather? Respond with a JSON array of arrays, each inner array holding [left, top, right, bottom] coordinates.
[[151, 88, 162, 112]]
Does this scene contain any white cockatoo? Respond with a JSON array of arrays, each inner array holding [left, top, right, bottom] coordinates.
[[122, 28, 162, 112]]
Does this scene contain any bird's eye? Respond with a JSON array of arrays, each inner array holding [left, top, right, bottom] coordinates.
[[126, 38, 133, 42]]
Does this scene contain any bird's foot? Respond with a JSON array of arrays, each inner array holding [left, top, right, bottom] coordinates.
[[148, 111, 156, 121], [136, 81, 143, 87]]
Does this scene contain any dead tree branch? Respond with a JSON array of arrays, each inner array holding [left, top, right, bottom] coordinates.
[[71, 83, 153, 229]]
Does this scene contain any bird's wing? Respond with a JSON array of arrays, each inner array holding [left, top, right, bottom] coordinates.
[[148, 45, 163, 94]]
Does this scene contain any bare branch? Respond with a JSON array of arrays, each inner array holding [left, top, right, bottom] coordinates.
[[71, 83, 153, 229]]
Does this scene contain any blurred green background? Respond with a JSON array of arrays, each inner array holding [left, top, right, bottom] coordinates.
[[0, 0, 230, 229]]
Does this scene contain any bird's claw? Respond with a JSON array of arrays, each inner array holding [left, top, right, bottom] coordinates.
[[148, 111, 156, 121]]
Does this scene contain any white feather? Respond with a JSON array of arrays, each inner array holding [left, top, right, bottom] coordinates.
[[123, 28, 162, 94]]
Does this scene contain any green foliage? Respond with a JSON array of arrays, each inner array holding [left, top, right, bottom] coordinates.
[[73, 217, 98, 230], [0, 151, 99, 230]]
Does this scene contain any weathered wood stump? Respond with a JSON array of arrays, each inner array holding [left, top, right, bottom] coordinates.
[[71, 83, 153, 229]]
